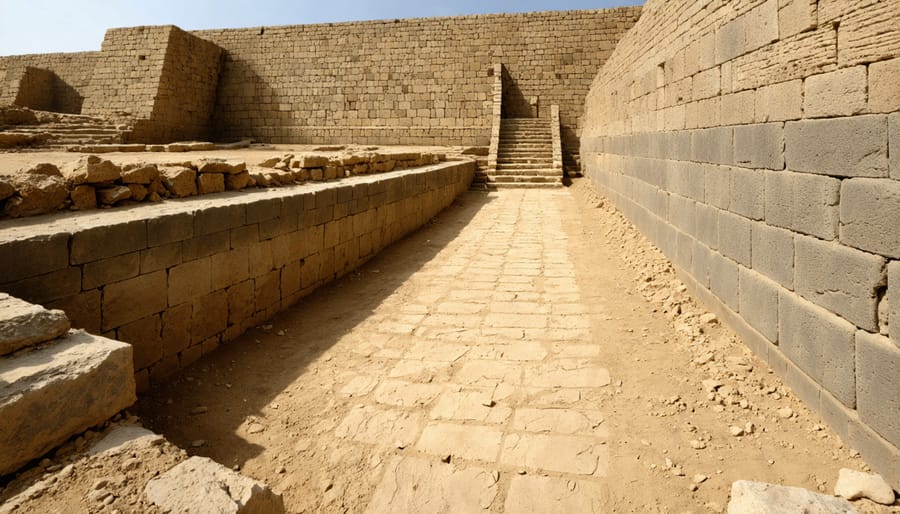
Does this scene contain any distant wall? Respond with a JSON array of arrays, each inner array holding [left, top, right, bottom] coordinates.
[[582, 0, 900, 487], [0, 51, 100, 113], [194, 8, 639, 164]]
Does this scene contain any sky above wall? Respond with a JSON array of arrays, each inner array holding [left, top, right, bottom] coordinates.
[[0, 0, 643, 56]]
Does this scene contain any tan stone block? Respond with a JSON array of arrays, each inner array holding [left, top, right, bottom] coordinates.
[[500, 433, 608, 476], [779, 0, 817, 39], [83, 252, 140, 289], [117, 314, 162, 370], [755, 79, 802, 122], [102, 271, 167, 331], [804, 66, 868, 118], [167, 257, 212, 307], [869, 58, 900, 114], [417, 422, 503, 462], [191, 290, 227, 344]]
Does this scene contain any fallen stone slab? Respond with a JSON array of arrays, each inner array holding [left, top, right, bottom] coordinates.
[[89, 425, 164, 456], [727, 481, 858, 514], [145, 456, 285, 514], [0, 330, 135, 476], [0, 294, 70, 356], [834, 468, 896, 505], [4, 165, 68, 218]]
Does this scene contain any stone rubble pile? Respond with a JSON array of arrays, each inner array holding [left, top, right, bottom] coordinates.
[[0, 150, 447, 219]]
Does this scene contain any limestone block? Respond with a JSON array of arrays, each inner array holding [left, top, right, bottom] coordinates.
[[891, 113, 900, 181], [70, 185, 97, 210], [117, 314, 162, 370], [785, 116, 889, 178], [804, 67, 867, 118], [197, 159, 247, 174], [796, 235, 885, 332], [739, 268, 780, 343], [71, 220, 147, 264], [710, 252, 740, 311], [856, 331, 900, 447], [751, 222, 794, 289], [128, 184, 149, 202], [102, 271, 167, 331], [89, 425, 163, 456], [891, 262, 900, 345], [837, 1, 900, 67], [97, 185, 132, 206], [668, 194, 696, 235], [720, 90, 756, 126], [3, 167, 68, 218], [834, 468, 896, 505], [669, 162, 705, 202], [764, 171, 840, 240], [367, 457, 497, 514], [692, 67, 720, 101], [692, 127, 733, 165], [839, 178, 900, 258], [60, 156, 121, 185], [733, 123, 783, 171], [198, 173, 226, 195], [120, 164, 160, 184], [148, 213, 194, 247], [0, 294, 70, 356], [869, 58, 900, 114], [727, 480, 857, 514], [145, 456, 285, 514], [168, 257, 212, 307], [0, 179, 13, 202], [160, 167, 198, 198], [705, 164, 731, 210], [755, 80, 802, 123], [83, 252, 140, 289], [778, 0, 817, 39], [778, 290, 856, 408], [0, 331, 135, 476], [730, 167, 765, 220], [718, 211, 752, 267], [226, 171, 252, 191], [696, 203, 719, 250], [693, 240, 713, 287], [716, 14, 746, 65]]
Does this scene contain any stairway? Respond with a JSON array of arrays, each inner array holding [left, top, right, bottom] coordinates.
[[0, 111, 132, 149], [472, 118, 562, 190]]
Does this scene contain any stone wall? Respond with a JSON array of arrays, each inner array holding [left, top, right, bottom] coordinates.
[[0, 161, 474, 391], [195, 8, 639, 163], [0, 51, 100, 113], [581, 0, 900, 487]]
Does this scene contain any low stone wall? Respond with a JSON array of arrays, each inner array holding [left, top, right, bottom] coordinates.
[[0, 161, 474, 390], [581, 0, 900, 487]]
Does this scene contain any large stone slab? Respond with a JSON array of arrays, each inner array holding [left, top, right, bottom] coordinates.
[[727, 481, 858, 514], [0, 331, 135, 476], [0, 293, 70, 356], [145, 456, 285, 514]]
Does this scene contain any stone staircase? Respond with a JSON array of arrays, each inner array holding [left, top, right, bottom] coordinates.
[[472, 118, 562, 189], [0, 111, 132, 149]]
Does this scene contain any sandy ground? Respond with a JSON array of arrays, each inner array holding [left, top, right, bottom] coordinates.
[[1, 180, 897, 513]]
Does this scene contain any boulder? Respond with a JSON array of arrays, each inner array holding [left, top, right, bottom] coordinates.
[[198, 173, 225, 194], [161, 167, 197, 198], [97, 185, 132, 205], [727, 481, 858, 514], [145, 456, 285, 514], [3, 166, 67, 217], [0, 331, 135, 476], [70, 185, 97, 210], [120, 164, 160, 184], [0, 294, 70, 356], [834, 468, 896, 505], [61, 155, 121, 185]]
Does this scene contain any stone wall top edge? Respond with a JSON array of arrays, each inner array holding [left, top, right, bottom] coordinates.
[[0, 160, 471, 245], [0, 50, 102, 60]]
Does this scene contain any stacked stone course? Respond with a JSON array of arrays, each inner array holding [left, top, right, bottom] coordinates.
[[581, 0, 900, 487]]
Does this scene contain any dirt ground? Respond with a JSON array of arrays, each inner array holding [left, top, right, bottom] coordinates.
[[1, 179, 898, 513]]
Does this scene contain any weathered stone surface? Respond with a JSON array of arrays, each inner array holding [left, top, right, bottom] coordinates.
[[869, 57, 900, 113], [334, 405, 421, 447], [0, 294, 70, 356], [89, 425, 164, 455], [61, 155, 121, 185], [161, 167, 198, 197], [834, 468, 896, 505], [97, 185, 132, 205], [145, 456, 285, 514], [197, 159, 247, 174], [500, 433, 608, 476], [855, 331, 900, 448], [505, 475, 604, 514], [524, 360, 610, 388], [198, 173, 226, 194], [785, 116, 888, 178], [765, 170, 840, 240], [512, 408, 607, 436], [373, 380, 442, 407], [226, 171, 253, 190], [365, 457, 497, 513], [416, 423, 503, 461], [727, 481, 857, 514], [70, 185, 97, 210], [0, 179, 13, 202], [803, 67, 867, 118], [3, 166, 68, 217], [840, 178, 900, 258], [128, 184, 149, 202], [0, 331, 135, 476], [428, 390, 512, 424], [120, 163, 160, 184]]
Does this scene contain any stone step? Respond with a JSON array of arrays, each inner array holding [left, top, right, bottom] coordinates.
[[490, 169, 561, 177], [497, 163, 556, 170], [472, 181, 563, 190], [497, 158, 554, 164]]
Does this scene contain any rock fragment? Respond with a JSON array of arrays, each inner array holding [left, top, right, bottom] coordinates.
[[61, 155, 121, 185], [0, 294, 70, 356], [727, 480, 857, 514], [834, 468, 895, 505]]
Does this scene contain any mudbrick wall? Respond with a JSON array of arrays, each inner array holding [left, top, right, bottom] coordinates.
[[581, 0, 900, 487], [194, 8, 640, 163], [0, 51, 100, 113], [0, 161, 474, 391]]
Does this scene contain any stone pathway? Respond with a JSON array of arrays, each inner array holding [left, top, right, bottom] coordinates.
[[333, 189, 610, 512]]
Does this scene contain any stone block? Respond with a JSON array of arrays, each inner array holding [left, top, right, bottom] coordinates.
[[710, 252, 740, 311], [669, 161, 705, 201], [696, 203, 719, 250], [796, 235, 886, 331], [0, 331, 135, 476], [718, 211, 752, 267], [692, 241, 712, 288], [856, 331, 900, 447], [47, 290, 101, 334], [892, 114, 900, 180], [803, 67, 867, 118], [715, 14, 746, 64], [246, 198, 283, 224], [117, 314, 162, 370], [891, 262, 900, 345], [182, 231, 230, 262], [83, 252, 140, 289], [705, 164, 731, 210], [0, 294, 70, 356], [778, 0, 817, 39], [785, 115, 889, 178], [755, 79, 802, 122], [0, 233, 69, 282], [192, 290, 227, 344], [211, 248, 250, 290], [140, 242, 182, 274], [869, 57, 900, 113], [2, 268, 81, 305], [668, 194, 696, 235], [148, 213, 193, 247], [195, 204, 245, 237], [168, 257, 212, 307], [102, 271, 167, 331], [227, 280, 255, 326], [60, 155, 121, 185], [765, 171, 840, 240], [729, 167, 765, 220], [692, 67, 720, 101], [162, 303, 192, 357], [779, 290, 856, 407], [254, 270, 281, 313], [727, 481, 856, 514], [145, 456, 285, 514], [751, 222, 794, 289], [71, 220, 147, 265], [692, 127, 733, 166], [197, 173, 225, 194], [739, 268, 780, 343], [840, 178, 900, 258], [720, 90, 756, 126], [733, 123, 783, 170]]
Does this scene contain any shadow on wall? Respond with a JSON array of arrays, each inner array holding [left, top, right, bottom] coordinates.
[[136, 192, 494, 471], [501, 66, 536, 119], [210, 57, 289, 143]]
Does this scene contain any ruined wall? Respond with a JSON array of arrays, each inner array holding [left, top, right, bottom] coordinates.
[[581, 0, 900, 487], [0, 51, 100, 113], [195, 8, 639, 163], [0, 161, 474, 391]]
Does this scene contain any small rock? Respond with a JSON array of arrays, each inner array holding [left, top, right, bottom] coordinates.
[[97, 185, 132, 205], [694, 474, 708, 484], [4, 168, 67, 217], [834, 468, 895, 505], [197, 173, 225, 194], [88, 488, 111, 503], [689, 484, 699, 492], [160, 167, 197, 198], [730, 426, 745, 437], [127, 184, 149, 202], [777, 407, 794, 419], [275, 464, 286, 474], [702, 379, 723, 393], [744, 422, 755, 435], [699, 313, 718, 324], [690, 439, 707, 450], [191, 440, 206, 448], [247, 423, 265, 435], [70, 185, 97, 210]]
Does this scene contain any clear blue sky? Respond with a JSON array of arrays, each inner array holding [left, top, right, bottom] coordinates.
[[0, 0, 642, 56]]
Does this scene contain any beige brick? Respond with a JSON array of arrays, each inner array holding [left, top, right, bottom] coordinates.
[[785, 115, 889, 178], [733, 123, 784, 170], [803, 67, 868, 118], [755, 80, 802, 122], [692, 67, 720, 101], [720, 90, 755, 126], [869, 58, 900, 114], [840, 178, 900, 258], [856, 331, 900, 446], [778, 0, 817, 39], [891, 262, 900, 345], [102, 271, 167, 331]]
